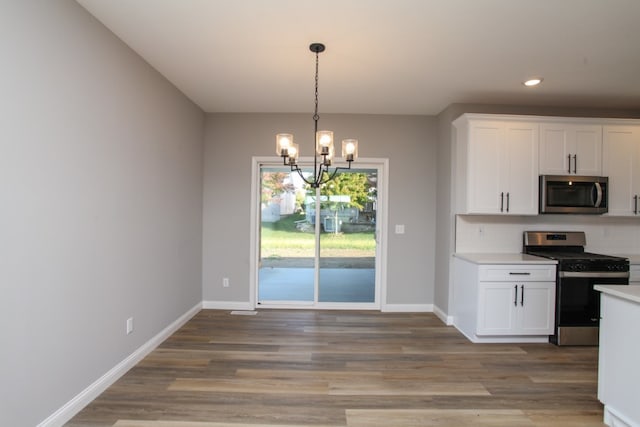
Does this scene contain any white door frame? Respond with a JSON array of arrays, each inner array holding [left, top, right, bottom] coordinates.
[[249, 156, 389, 309]]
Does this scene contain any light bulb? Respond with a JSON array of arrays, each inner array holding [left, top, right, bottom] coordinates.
[[276, 133, 293, 156]]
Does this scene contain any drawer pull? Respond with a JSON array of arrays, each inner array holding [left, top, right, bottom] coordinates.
[[509, 272, 531, 275]]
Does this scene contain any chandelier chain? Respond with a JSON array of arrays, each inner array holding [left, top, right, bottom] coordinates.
[[313, 49, 320, 123]]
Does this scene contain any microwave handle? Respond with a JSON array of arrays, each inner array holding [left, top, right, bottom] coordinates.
[[594, 182, 603, 207]]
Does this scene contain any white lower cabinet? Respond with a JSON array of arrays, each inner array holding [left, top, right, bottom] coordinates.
[[596, 289, 640, 427], [453, 257, 556, 343], [477, 282, 555, 336]]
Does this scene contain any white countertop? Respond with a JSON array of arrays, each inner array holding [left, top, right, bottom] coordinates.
[[595, 284, 640, 304], [454, 253, 558, 265], [611, 254, 640, 265]]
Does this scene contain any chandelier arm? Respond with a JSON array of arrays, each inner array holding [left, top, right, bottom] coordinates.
[[320, 165, 342, 185], [290, 165, 312, 186]]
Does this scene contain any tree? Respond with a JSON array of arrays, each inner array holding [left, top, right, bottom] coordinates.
[[318, 172, 372, 210], [261, 172, 294, 204]]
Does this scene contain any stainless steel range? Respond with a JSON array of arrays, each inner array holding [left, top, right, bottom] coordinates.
[[523, 231, 629, 346]]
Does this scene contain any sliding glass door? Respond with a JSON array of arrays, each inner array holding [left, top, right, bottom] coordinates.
[[318, 170, 377, 303], [257, 163, 380, 308]]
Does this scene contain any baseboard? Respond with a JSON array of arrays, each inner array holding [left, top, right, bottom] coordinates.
[[603, 404, 638, 427], [38, 302, 202, 427], [382, 303, 433, 312], [202, 300, 254, 310], [433, 305, 454, 325]]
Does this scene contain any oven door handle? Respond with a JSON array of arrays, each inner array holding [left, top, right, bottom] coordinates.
[[558, 271, 629, 278]]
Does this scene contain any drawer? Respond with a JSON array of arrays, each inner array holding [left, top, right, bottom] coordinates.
[[479, 265, 556, 282]]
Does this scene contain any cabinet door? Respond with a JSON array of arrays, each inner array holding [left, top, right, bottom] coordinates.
[[603, 125, 640, 216], [517, 282, 555, 335], [467, 121, 507, 214], [466, 120, 537, 215], [539, 123, 602, 175], [504, 123, 539, 215], [574, 126, 602, 176], [540, 124, 572, 175], [477, 283, 517, 335]]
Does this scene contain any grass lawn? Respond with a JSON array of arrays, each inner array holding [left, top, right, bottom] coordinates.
[[261, 213, 376, 258]]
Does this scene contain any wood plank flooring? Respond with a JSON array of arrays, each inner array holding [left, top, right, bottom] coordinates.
[[66, 310, 605, 426]]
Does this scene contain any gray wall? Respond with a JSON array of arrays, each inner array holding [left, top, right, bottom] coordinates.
[[0, 2, 204, 425], [203, 113, 437, 306], [434, 103, 640, 318]]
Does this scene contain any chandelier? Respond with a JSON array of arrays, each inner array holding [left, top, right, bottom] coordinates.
[[275, 43, 359, 188]]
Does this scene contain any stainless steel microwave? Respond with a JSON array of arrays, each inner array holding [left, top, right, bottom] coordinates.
[[539, 175, 608, 214]]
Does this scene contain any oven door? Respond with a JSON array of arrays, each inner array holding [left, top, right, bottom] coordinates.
[[554, 274, 628, 345]]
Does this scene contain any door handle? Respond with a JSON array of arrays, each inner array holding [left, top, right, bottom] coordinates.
[[594, 182, 603, 208], [572, 154, 577, 174], [520, 285, 524, 306], [514, 285, 518, 307]]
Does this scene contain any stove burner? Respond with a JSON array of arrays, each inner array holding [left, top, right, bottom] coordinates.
[[523, 231, 628, 272], [526, 250, 627, 262]]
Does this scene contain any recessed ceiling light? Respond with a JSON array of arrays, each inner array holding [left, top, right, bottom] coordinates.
[[523, 78, 543, 87]]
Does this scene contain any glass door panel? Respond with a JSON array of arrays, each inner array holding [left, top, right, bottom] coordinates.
[[318, 169, 377, 303], [258, 167, 315, 303]]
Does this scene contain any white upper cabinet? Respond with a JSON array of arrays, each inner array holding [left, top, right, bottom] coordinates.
[[454, 114, 640, 217], [454, 115, 539, 215], [539, 123, 602, 176], [603, 125, 640, 216]]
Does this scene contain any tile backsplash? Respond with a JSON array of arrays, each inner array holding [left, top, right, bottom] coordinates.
[[456, 215, 640, 255]]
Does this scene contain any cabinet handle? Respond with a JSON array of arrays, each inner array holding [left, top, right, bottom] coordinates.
[[514, 285, 518, 306], [509, 272, 531, 275], [520, 284, 524, 306], [506, 192, 510, 212], [634, 195, 638, 215], [500, 192, 504, 212], [572, 154, 577, 174], [567, 154, 572, 173]]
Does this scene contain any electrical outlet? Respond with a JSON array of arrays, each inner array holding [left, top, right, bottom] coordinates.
[[126, 317, 134, 335], [223, 277, 230, 288]]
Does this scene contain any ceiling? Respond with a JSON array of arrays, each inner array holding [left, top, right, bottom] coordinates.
[[76, 0, 640, 115]]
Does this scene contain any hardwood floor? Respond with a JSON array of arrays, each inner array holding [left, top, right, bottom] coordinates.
[[66, 310, 605, 426]]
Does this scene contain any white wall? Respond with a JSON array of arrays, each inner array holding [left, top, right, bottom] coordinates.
[[202, 113, 437, 307], [0, 2, 204, 425]]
